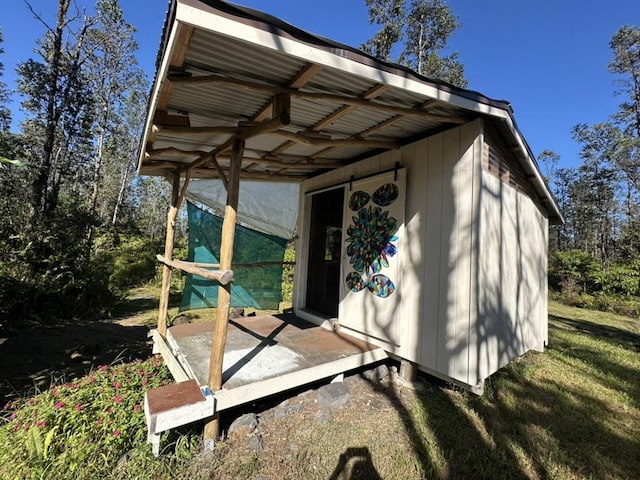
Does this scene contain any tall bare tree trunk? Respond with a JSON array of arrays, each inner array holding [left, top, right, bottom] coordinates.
[[28, 0, 70, 229]]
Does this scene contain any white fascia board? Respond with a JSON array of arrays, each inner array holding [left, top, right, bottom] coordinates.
[[137, 21, 183, 173]]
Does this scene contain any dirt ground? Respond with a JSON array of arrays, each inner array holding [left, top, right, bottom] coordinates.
[[0, 293, 158, 403], [1, 290, 440, 479]]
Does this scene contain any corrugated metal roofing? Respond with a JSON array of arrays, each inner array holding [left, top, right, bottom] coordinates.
[[138, 0, 562, 222]]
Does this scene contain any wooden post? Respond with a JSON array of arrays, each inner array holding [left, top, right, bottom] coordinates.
[[157, 173, 180, 338], [157, 171, 190, 338], [203, 138, 244, 447]]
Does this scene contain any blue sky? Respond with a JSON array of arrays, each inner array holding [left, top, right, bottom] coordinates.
[[1, 0, 639, 170]]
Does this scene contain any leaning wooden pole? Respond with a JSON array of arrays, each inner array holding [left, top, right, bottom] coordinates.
[[157, 171, 190, 338], [203, 138, 244, 447]]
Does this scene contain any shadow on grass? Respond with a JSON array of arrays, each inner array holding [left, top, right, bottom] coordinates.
[[471, 358, 640, 479], [365, 374, 533, 479], [345, 311, 640, 480], [550, 313, 640, 352], [329, 447, 383, 480], [110, 290, 182, 318], [407, 339, 640, 479], [0, 322, 154, 403]]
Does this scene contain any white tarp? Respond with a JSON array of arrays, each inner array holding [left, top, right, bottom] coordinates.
[[186, 179, 300, 239]]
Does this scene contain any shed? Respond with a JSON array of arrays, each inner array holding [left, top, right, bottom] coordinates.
[[138, 0, 562, 450]]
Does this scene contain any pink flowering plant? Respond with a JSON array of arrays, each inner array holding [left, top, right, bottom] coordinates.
[[0, 355, 173, 478]]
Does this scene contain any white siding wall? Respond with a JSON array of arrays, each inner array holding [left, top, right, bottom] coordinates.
[[476, 165, 549, 383], [410, 120, 482, 384], [295, 118, 549, 389]]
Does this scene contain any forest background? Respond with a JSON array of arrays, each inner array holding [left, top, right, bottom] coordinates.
[[0, 0, 639, 331]]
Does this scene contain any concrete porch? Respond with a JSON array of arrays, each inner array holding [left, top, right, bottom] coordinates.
[[145, 313, 387, 454]]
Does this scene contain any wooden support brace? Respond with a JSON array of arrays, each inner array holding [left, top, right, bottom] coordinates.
[[203, 137, 245, 448], [156, 255, 233, 285], [157, 171, 191, 338]]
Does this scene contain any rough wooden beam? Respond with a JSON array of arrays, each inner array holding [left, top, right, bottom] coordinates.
[[204, 138, 244, 446], [157, 171, 190, 338], [183, 95, 291, 175], [271, 129, 399, 149], [266, 83, 394, 170], [156, 255, 233, 285], [289, 63, 323, 89], [153, 111, 190, 127], [157, 125, 239, 136], [146, 147, 207, 158], [168, 75, 467, 123], [192, 261, 295, 269], [239, 93, 291, 140], [170, 25, 194, 67], [254, 63, 322, 122], [286, 98, 443, 168], [184, 137, 235, 175]]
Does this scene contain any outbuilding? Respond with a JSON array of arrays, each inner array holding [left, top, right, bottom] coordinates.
[[138, 0, 562, 450]]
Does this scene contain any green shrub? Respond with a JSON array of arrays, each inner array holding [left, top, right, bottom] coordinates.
[[597, 262, 640, 296], [0, 356, 182, 479], [104, 235, 165, 290], [281, 244, 295, 303], [549, 249, 602, 295]]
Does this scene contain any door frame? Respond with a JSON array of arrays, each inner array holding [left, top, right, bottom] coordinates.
[[294, 183, 346, 329]]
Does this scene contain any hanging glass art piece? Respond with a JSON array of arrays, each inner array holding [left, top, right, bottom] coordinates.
[[344, 182, 399, 298]]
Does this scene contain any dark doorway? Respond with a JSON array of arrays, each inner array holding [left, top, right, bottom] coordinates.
[[306, 187, 344, 317]]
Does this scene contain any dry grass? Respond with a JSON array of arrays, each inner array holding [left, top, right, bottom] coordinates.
[[4, 294, 638, 479], [196, 300, 640, 480]]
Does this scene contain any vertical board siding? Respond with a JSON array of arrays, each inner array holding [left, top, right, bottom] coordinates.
[[421, 133, 444, 368], [477, 171, 548, 379], [433, 123, 480, 382], [401, 142, 425, 360], [297, 118, 547, 389]]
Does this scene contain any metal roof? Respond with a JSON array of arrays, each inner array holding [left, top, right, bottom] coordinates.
[[138, 0, 562, 223]]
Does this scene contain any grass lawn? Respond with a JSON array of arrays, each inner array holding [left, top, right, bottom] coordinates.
[[1, 300, 638, 479]]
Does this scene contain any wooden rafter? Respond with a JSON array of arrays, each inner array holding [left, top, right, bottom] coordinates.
[[151, 126, 398, 150], [140, 162, 313, 182], [272, 84, 393, 174], [271, 130, 398, 149], [254, 83, 391, 174], [175, 94, 291, 186], [282, 99, 449, 172], [148, 25, 194, 148], [243, 63, 322, 171], [169, 74, 467, 123], [253, 63, 322, 122], [145, 147, 208, 158]]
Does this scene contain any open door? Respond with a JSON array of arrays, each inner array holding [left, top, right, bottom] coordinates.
[[338, 169, 406, 346], [305, 187, 345, 317]]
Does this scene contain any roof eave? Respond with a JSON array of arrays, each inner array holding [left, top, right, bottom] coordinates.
[[139, 0, 563, 224]]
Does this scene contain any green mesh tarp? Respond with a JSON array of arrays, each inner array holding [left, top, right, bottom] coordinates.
[[179, 201, 288, 311]]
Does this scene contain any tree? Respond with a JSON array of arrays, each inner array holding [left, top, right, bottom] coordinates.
[[0, 0, 150, 325], [17, 0, 95, 226], [538, 150, 562, 252], [567, 26, 640, 263], [361, 0, 404, 62], [608, 26, 640, 193], [0, 29, 11, 131], [82, 0, 147, 245], [362, 0, 467, 87], [106, 86, 148, 227]]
